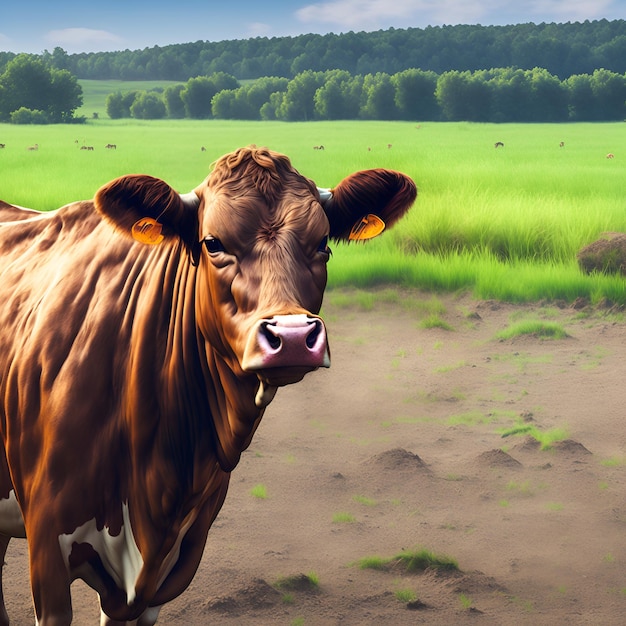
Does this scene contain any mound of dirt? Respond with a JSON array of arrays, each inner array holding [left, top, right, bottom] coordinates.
[[363, 447, 430, 471], [475, 448, 523, 469], [205, 578, 282, 613]]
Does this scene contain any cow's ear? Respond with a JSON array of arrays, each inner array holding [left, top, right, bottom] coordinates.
[[95, 175, 199, 247], [319, 169, 416, 242]]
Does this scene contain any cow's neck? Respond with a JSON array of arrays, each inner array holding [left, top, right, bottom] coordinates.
[[126, 245, 261, 512]]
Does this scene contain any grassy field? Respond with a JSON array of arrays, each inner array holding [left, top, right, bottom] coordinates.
[[0, 117, 625, 304]]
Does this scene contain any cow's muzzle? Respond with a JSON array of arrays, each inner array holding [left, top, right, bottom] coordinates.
[[242, 314, 330, 379]]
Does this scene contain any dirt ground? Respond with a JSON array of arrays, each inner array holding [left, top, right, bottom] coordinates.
[[4, 288, 626, 625]]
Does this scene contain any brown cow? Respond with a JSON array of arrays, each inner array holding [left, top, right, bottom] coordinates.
[[0, 146, 416, 625]]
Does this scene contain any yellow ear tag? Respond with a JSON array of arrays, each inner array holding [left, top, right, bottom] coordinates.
[[131, 217, 164, 245], [348, 214, 386, 241]]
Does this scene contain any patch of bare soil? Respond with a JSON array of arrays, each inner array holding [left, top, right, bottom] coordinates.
[[4, 289, 626, 625]]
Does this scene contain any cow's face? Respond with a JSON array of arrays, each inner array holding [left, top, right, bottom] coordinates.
[[95, 146, 416, 407], [194, 148, 332, 398]]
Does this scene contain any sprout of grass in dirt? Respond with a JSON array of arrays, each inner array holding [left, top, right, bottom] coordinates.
[[355, 547, 459, 573]]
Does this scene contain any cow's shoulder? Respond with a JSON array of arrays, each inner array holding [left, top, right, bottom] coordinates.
[[0, 200, 41, 223]]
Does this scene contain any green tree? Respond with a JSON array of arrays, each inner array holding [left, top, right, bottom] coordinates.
[[105, 90, 138, 118], [10, 107, 48, 124], [49, 68, 83, 122], [528, 67, 568, 121], [0, 54, 82, 122], [489, 68, 530, 121], [435, 70, 491, 121], [181, 76, 216, 118], [566, 73, 596, 120], [590, 68, 626, 120], [275, 70, 325, 121], [392, 69, 439, 120], [435, 71, 469, 120], [180, 73, 238, 119], [313, 70, 361, 120], [360, 72, 397, 120], [163, 84, 186, 118], [130, 91, 167, 119]]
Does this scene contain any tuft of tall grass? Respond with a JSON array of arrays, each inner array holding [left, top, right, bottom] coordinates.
[[495, 320, 569, 340], [355, 547, 459, 573]]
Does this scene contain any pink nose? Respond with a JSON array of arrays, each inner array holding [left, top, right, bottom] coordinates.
[[243, 314, 330, 371]]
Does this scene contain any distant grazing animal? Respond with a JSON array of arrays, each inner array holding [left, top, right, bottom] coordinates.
[[313, 145, 325, 150], [80, 145, 95, 151], [201, 146, 206, 152], [26, 144, 38, 151], [606, 153, 615, 159], [105, 143, 117, 150], [0, 144, 5, 149], [494, 141, 504, 148], [0, 145, 416, 625], [559, 141, 565, 147], [387, 144, 392, 149]]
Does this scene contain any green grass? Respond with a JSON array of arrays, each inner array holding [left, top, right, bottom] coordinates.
[[3, 98, 626, 304], [352, 494, 377, 506], [249, 484, 268, 499], [394, 588, 417, 603], [496, 320, 570, 340], [499, 423, 569, 449], [355, 547, 459, 573], [274, 572, 320, 591]]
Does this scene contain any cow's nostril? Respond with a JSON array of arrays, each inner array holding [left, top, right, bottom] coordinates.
[[260, 322, 281, 350], [306, 320, 322, 349]]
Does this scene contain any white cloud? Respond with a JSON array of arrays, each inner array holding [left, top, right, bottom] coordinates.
[[44, 28, 123, 52], [296, 0, 492, 29], [246, 22, 273, 37], [295, 0, 621, 30]]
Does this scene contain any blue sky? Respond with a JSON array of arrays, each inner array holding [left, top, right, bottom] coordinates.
[[1, 0, 624, 54]]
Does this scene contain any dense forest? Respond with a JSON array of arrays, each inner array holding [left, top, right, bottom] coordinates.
[[1, 19, 626, 82]]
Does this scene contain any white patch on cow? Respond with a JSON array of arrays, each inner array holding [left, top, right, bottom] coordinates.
[[58, 503, 143, 605], [0, 490, 26, 537], [99, 605, 161, 626]]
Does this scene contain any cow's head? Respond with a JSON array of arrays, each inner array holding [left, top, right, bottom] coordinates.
[[95, 146, 416, 408]]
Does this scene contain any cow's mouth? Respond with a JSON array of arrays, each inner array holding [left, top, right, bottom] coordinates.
[[254, 366, 319, 408], [242, 314, 330, 408]]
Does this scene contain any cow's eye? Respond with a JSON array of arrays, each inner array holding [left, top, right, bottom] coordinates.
[[318, 236, 331, 256], [204, 237, 227, 254]]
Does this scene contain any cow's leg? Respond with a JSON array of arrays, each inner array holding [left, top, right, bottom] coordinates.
[[100, 606, 161, 626], [0, 534, 10, 626], [27, 531, 73, 626]]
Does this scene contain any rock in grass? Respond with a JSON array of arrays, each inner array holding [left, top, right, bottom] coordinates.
[[577, 232, 626, 275]]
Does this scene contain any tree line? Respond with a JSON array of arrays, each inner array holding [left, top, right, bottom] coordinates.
[[1, 20, 626, 82], [107, 67, 626, 123]]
